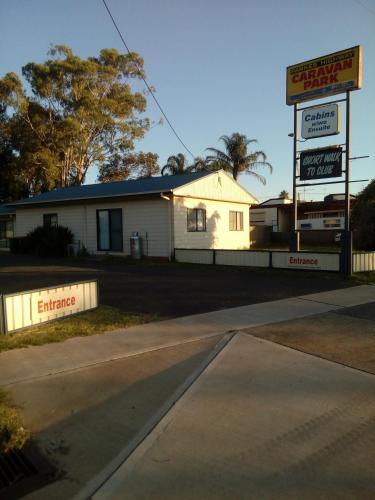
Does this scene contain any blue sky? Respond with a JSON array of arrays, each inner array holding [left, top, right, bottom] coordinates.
[[1, 0, 374, 201]]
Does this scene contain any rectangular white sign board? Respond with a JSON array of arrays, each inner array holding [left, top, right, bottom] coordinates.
[[3, 280, 98, 334], [272, 252, 340, 271], [301, 104, 340, 139]]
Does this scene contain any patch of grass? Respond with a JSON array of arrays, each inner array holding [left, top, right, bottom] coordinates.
[[0, 305, 158, 353], [0, 389, 29, 453], [352, 272, 375, 284]]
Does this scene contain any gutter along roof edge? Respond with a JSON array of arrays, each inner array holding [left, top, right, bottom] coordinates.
[[9, 189, 174, 208]]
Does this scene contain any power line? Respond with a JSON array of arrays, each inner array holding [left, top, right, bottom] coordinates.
[[101, 0, 195, 159], [352, 0, 375, 16]]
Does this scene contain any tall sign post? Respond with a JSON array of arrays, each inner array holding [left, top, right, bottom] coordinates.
[[286, 46, 362, 274]]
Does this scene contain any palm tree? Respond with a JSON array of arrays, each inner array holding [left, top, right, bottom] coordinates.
[[161, 153, 192, 176], [279, 190, 290, 199], [205, 133, 273, 182], [191, 156, 210, 172]]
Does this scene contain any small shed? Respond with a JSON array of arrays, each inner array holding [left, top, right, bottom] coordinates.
[[10, 170, 257, 258]]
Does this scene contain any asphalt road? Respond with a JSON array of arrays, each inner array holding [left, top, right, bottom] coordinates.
[[0, 253, 353, 318]]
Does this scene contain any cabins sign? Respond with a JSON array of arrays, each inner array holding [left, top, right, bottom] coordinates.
[[286, 46, 362, 105], [300, 146, 342, 181], [301, 104, 340, 139]]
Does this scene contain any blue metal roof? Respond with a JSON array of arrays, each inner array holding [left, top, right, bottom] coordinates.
[[0, 204, 16, 215], [10, 171, 212, 207]]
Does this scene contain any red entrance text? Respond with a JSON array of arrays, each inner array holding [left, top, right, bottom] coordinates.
[[37, 296, 76, 313], [289, 257, 318, 266]]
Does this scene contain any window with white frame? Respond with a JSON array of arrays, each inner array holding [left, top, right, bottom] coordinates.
[[187, 208, 206, 232], [229, 211, 244, 231], [97, 208, 123, 251], [43, 213, 58, 227]]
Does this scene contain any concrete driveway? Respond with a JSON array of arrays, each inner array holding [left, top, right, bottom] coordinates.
[[2, 285, 374, 499], [91, 332, 375, 500]]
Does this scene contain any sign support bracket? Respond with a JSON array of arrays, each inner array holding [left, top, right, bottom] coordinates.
[[291, 103, 300, 252], [342, 91, 352, 275]]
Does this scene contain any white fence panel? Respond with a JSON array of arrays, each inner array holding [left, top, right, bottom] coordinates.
[[272, 252, 340, 272], [353, 252, 375, 272], [175, 249, 213, 265], [215, 251, 269, 268], [3, 280, 98, 334]]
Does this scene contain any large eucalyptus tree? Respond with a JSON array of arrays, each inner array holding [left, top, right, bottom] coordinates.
[[0, 45, 153, 193]]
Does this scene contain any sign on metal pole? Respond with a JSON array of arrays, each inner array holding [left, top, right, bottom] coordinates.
[[300, 146, 343, 181], [301, 103, 340, 139], [286, 46, 362, 105], [287, 45, 362, 274]]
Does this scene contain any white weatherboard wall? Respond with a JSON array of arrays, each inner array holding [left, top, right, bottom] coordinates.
[[3, 281, 97, 333], [298, 217, 344, 230], [173, 197, 250, 250], [251, 207, 278, 227], [15, 199, 170, 257], [174, 170, 257, 205], [85, 199, 169, 257], [15, 205, 86, 244], [173, 170, 254, 250]]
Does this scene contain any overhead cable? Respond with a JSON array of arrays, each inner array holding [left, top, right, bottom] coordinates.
[[101, 0, 195, 158]]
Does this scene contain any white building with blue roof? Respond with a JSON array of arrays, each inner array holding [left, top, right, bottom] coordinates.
[[0, 204, 15, 249], [8, 170, 257, 258]]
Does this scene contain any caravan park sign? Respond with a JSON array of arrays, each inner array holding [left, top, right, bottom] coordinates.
[[300, 146, 342, 181], [286, 46, 362, 105]]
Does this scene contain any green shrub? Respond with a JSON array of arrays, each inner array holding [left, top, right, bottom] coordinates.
[[351, 181, 375, 251], [9, 236, 28, 254], [25, 225, 74, 257]]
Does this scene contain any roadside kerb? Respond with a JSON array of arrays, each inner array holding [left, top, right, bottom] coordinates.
[[0, 285, 374, 387], [73, 332, 236, 500]]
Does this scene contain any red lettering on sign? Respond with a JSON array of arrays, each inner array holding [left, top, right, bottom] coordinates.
[[37, 296, 77, 314], [289, 256, 319, 266], [307, 69, 316, 79], [294, 57, 353, 92], [329, 74, 338, 83]]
